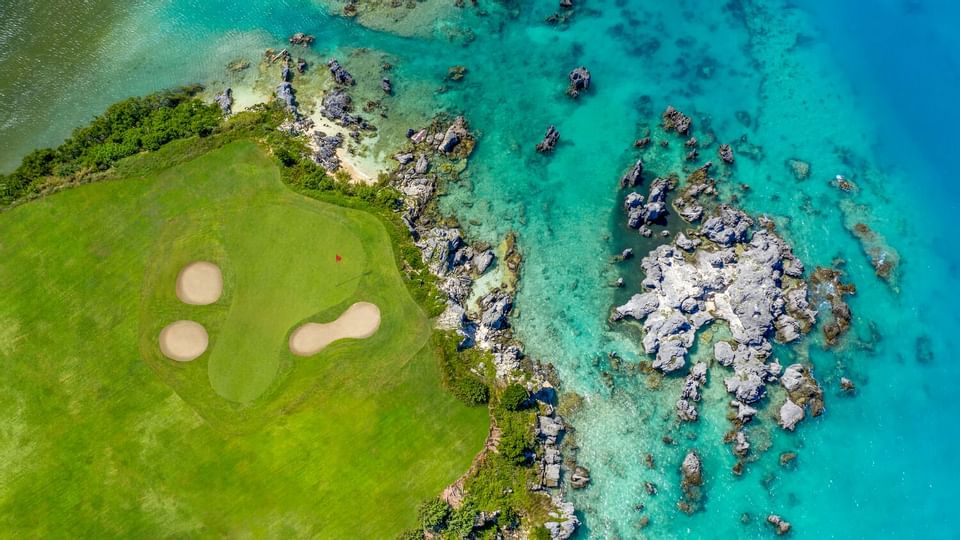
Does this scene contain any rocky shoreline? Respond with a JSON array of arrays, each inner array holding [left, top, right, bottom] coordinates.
[[387, 115, 580, 538]]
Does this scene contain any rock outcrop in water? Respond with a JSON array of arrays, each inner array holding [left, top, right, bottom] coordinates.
[[327, 58, 355, 85], [678, 450, 704, 514], [536, 126, 561, 153], [614, 201, 821, 432], [567, 66, 591, 98], [662, 105, 692, 135]]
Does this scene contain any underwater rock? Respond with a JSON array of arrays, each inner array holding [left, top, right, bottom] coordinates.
[[296, 57, 307, 73], [718, 143, 734, 164], [778, 399, 804, 431], [786, 158, 810, 180], [766, 514, 792, 536], [567, 66, 591, 98], [810, 266, 856, 346], [662, 105, 692, 135], [414, 154, 429, 174], [536, 125, 561, 153], [288, 32, 315, 46], [447, 65, 467, 81], [327, 58, 355, 85], [620, 159, 644, 188], [678, 450, 704, 514], [840, 377, 855, 392], [214, 88, 233, 115], [381, 77, 393, 95]]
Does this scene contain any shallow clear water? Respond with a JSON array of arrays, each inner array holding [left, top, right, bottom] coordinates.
[[2, 0, 958, 537]]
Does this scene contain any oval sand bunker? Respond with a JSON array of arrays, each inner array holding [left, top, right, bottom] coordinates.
[[176, 261, 222, 305], [159, 320, 209, 362], [289, 302, 382, 356]]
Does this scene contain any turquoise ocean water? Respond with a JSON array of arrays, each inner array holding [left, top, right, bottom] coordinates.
[[2, 0, 958, 537]]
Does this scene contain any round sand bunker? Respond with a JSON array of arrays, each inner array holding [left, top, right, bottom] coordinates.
[[289, 302, 382, 357], [159, 320, 209, 362], [176, 261, 222, 305]]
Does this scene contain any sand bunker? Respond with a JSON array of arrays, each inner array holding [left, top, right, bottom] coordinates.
[[176, 261, 222, 305], [159, 320, 209, 362], [289, 302, 382, 356]]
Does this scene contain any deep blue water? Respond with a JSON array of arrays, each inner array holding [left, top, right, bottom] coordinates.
[[1, 0, 958, 537]]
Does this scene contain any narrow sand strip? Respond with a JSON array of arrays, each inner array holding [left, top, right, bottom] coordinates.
[[159, 320, 209, 362], [289, 302, 382, 356], [176, 261, 222, 305]]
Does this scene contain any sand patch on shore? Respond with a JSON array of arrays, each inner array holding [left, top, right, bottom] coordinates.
[[289, 302, 382, 356], [176, 262, 222, 305], [310, 114, 381, 185], [159, 321, 209, 362]]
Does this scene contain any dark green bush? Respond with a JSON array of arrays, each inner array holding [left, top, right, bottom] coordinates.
[[500, 384, 529, 411], [417, 497, 450, 532]]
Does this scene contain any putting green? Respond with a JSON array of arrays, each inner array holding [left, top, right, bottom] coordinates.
[[0, 140, 487, 537]]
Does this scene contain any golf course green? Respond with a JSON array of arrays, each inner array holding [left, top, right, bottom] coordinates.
[[0, 140, 488, 537]]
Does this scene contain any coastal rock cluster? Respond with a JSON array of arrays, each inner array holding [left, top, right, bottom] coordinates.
[[614, 206, 823, 434]]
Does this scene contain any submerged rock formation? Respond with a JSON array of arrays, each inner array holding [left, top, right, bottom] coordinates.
[[327, 58, 355, 85], [567, 66, 591, 98], [662, 105, 692, 135], [536, 126, 561, 153]]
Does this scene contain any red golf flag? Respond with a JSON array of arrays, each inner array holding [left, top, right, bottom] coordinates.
[[336, 254, 342, 262]]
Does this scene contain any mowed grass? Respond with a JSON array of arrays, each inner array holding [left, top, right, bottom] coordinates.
[[0, 140, 488, 537]]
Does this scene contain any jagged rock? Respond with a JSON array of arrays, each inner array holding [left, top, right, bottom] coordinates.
[[538, 415, 564, 440], [778, 399, 804, 431], [310, 132, 344, 171], [536, 126, 561, 153], [480, 291, 513, 330], [414, 154, 429, 174], [567, 66, 591, 98], [281, 62, 292, 82], [700, 205, 753, 246], [214, 88, 233, 115], [733, 430, 750, 458], [439, 116, 469, 153], [676, 398, 697, 422], [275, 82, 297, 112], [767, 515, 792, 536], [641, 202, 667, 222], [679, 204, 704, 222], [718, 143, 734, 164], [327, 59, 354, 85], [394, 153, 414, 165], [571, 466, 591, 489], [544, 463, 561, 488], [638, 225, 653, 237], [621, 160, 644, 188], [545, 501, 580, 539], [662, 105, 692, 135], [381, 77, 392, 95], [644, 481, 658, 495], [731, 400, 758, 423], [840, 377, 855, 391], [675, 233, 698, 252], [647, 177, 671, 203], [296, 57, 307, 73], [612, 293, 659, 321], [724, 373, 766, 404], [288, 32, 315, 46], [493, 345, 523, 378], [624, 191, 645, 209], [473, 249, 495, 274], [321, 90, 362, 126]]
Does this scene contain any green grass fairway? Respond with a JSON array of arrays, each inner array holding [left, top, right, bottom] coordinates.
[[0, 140, 488, 537]]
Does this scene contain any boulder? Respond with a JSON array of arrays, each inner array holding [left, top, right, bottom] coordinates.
[[567, 66, 591, 98], [718, 143, 734, 164], [414, 154, 430, 174], [327, 58, 355, 85], [621, 160, 644, 188], [214, 88, 233, 115], [571, 466, 591, 489], [767, 515, 792, 536], [662, 105, 692, 135], [778, 399, 804, 431]]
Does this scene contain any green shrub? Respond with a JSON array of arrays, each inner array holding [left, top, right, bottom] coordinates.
[[530, 526, 551, 540], [446, 502, 479, 539], [500, 384, 529, 411], [394, 530, 425, 540], [417, 497, 450, 532], [433, 332, 490, 406]]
